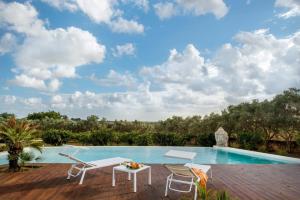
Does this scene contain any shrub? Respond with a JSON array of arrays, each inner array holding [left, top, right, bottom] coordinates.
[[196, 133, 215, 147], [237, 132, 263, 150], [153, 132, 185, 146], [74, 132, 92, 145], [42, 129, 71, 146], [89, 130, 113, 145], [119, 132, 139, 145], [296, 133, 300, 146], [134, 133, 152, 146], [0, 144, 7, 152]]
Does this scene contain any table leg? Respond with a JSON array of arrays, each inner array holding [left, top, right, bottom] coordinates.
[[148, 167, 151, 185], [134, 173, 137, 192], [128, 172, 131, 180], [112, 168, 115, 187]]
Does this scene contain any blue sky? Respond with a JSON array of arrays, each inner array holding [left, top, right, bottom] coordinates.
[[0, 0, 299, 120]]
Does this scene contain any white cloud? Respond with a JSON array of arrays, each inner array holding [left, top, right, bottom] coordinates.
[[0, 1, 106, 92], [15, 27, 105, 77], [76, 0, 116, 23], [21, 97, 43, 107], [109, 17, 144, 34], [41, 0, 78, 12], [154, 2, 177, 20], [41, 0, 144, 34], [90, 70, 137, 89], [11, 74, 47, 91], [154, 0, 229, 20], [112, 43, 135, 57], [0, 1, 45, 36], [275, 0, 300, 19], [3, 95, 16, 104], [141, 29, 300, 103], [121, 0, 149, 12], [0, 33, 16, 54]]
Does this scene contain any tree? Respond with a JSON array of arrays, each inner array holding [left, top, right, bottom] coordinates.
[[0, 117, 42, 172], [27, 111, 65, 120], [272, 88, 300, 152]]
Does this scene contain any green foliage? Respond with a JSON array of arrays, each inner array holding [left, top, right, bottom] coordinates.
[[27, 111, 66, 120], [297, 133, 300, 146], [119, 132, 139, 145], [0, 143, 7, 152], [88, 129, 115, 145], [196, 133, 215, 147], [42, 129, 71, 146], [0, 113, 15, 121], [152, 132, 186, 146], [0, 117, 42, 172], [133, 133, 153, 146], [216, 190, 233, 200], [19, 151, 35, 166], [237, 132, 263, 150]]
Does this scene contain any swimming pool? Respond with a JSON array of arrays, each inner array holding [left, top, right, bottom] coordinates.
[[1, 146, 300, 165]]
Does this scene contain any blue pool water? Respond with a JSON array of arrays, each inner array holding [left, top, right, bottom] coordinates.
[[0, 146, 297, 165]]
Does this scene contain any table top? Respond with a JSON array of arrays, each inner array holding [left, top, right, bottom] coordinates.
[[113, 164, 150, 173]]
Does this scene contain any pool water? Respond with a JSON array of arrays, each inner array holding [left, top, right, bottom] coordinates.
[[0, 146, 295, 165]]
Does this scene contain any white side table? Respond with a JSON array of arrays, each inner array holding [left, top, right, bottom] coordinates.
[[112, 164, 151, 192]]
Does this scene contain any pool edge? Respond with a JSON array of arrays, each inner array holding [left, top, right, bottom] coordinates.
[[213, 146, 300, 164]]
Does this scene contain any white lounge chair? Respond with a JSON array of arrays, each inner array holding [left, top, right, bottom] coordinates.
[[59, 153, 131, 184], [164, 150, 212, 200]]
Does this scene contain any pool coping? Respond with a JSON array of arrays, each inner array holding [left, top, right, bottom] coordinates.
[[213, 146, 300, 164]]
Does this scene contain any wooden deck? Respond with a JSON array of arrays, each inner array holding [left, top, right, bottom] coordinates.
[[0, 164, 300, 200]]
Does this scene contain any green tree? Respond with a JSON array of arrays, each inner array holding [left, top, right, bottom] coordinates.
[[27, 111, 66, 120], [0, 117, 42, 172], [272, 88, 300, 152]]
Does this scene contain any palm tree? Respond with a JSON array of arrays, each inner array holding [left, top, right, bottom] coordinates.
[[0, 117, 42, 172]]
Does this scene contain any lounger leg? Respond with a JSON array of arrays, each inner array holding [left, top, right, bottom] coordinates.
[[210, 168, 213, 181], [112, 168, 115, 186], [148, 167, 151, 185], [194, 185, 198, 200], [67, 164, 75, 179], [79, 169, 86, 185], [165, 175, 170, 196]]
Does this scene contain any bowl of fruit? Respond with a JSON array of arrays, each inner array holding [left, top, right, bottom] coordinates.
[[124, 162, 142, 169]]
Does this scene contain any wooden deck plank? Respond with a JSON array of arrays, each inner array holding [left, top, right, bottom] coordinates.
[[0, 164, 299, 200]]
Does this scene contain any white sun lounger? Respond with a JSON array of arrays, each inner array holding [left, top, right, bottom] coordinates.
[[164, 150, 212, 200], [59, 153, 131, 184], [164, 150, 212, 177]]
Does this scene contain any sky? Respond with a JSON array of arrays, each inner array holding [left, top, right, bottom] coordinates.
[[0, 0, 299, 121]]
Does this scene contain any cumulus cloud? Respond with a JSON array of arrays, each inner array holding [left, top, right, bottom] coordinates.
[[108, 17, 144, 34], [41, 0, 145, 34], [112, 43, 135, 57], [141, 29, 300, 103], [0, 33, 16, 54], [154, 0, 229, 20], [154, 2, 177, 20], [275, 0, 300, 19], [90, 70, 137, 89], [0, 1, 45, 36], [0, 1, 106, 92]]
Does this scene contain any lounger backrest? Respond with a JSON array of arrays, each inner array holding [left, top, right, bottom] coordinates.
[[58, 153, 93, 166], [165, 165, 195, 177]]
